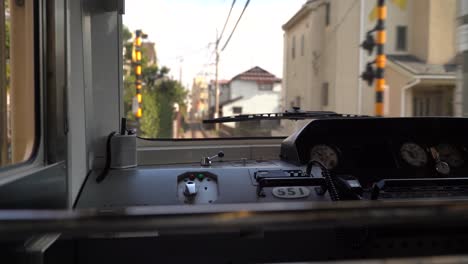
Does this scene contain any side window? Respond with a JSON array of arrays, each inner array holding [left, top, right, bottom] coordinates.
[[325, 2, 331, 26], [258, 83, 273, 91], [322, 82, 329, 107], [233, 107, 242, 114], [0, 0, 36, 168], [396, 26, 407, 51], [300, 34, 304, 56], [292, 35, 296, 59]]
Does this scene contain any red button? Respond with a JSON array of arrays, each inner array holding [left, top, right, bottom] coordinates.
[[189, 174, 195, 180]]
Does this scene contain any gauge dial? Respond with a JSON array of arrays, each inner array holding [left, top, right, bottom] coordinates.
[[435, 144, 464, 168], [400, 143, 428, 167], [310, 144, 339, 169]]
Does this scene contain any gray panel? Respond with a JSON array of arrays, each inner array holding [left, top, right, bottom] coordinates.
[[67, 0, 89, 207], [82, 7, 95, 170], [46, 0, 68, 163], [0, 162, 67, 209], [76, 161, 329, 208], [89, 12, 121, 169]]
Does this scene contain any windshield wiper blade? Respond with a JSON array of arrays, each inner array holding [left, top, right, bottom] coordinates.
[[203, 109, 370, 124]]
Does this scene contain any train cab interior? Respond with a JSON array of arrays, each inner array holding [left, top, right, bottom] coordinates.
[[2, 0, 468, 263]]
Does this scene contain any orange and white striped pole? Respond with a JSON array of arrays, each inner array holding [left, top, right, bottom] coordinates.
[[375, 0, 386, 117]]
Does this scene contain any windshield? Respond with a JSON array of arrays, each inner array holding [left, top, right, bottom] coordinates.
[[123, 0, 460, 139]]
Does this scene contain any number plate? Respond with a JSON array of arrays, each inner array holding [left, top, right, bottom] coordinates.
[[272, 186, 311, 199]]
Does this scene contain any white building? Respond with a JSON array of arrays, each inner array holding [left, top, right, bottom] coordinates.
[[222, 66, 282, 119]]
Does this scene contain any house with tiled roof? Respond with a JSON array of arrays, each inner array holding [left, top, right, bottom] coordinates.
[[220, 66, 282, 120], [206, 67, 282, 135]]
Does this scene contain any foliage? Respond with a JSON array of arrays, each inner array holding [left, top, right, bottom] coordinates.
[[140, 89, 160, 137], [122, 25, 187, 138]]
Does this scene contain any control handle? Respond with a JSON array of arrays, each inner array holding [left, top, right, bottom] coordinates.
[[184, 181, 198, 196], [200, 151, 224, 166]]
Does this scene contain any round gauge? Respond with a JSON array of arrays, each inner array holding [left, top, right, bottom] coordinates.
[[310, 144, 339, 169], [435, 144, 464, 168], [435, 161, 451, 175], [400, 143, 428, 167]]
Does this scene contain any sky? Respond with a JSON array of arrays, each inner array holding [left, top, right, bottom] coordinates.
[[124, 0, 305, 89]]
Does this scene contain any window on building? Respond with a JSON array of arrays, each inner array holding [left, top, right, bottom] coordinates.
[[322, 82, 329, 106], [233, 106, 242, 114], [396, 26, 407, 51], [0, 0, 37, 168], [258, 83, 273, 91], [301, 34, 304, 56], [413, 90, 452, 117], [292, 35, 296, 59], [325, 3, 331, 26]]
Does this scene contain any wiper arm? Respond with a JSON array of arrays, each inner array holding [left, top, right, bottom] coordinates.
[[203, 108, 370, 124]]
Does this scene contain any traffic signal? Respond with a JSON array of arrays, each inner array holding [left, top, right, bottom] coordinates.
[[361, 63, 375, 87], [361, 33, 376, 55]]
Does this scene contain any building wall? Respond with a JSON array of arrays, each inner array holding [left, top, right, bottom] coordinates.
[[385, 64, 412, 117], [409, 0, 456, 64], [283, 6, 314, 110], [283, 0, 456, 118], [283, 1, 365, 114], [409, 1, 430, 61], [333, 0, 361, 114], [427, 0, 456, 64], [313, 2, 328, 111], [190, 76, 209, 119]]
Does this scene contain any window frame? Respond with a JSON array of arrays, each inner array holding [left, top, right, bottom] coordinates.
[[0, 0, 44, 177]]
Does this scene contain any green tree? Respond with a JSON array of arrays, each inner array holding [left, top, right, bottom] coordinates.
[[139, 89, 160, 137], [153, 79, 187, 138]]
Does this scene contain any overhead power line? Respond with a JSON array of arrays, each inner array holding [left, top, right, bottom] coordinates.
[[221, 0, 251, 51], [218, 0, 236, 43]]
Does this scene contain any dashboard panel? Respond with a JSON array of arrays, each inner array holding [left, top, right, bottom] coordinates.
[[77, 117, 468, 209], [68, 118, 468, 264]]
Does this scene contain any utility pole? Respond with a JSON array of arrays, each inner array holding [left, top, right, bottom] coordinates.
[[360, 0, 386, 117], [214, 31, 220, 131], [374, 0, 386, 117]]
